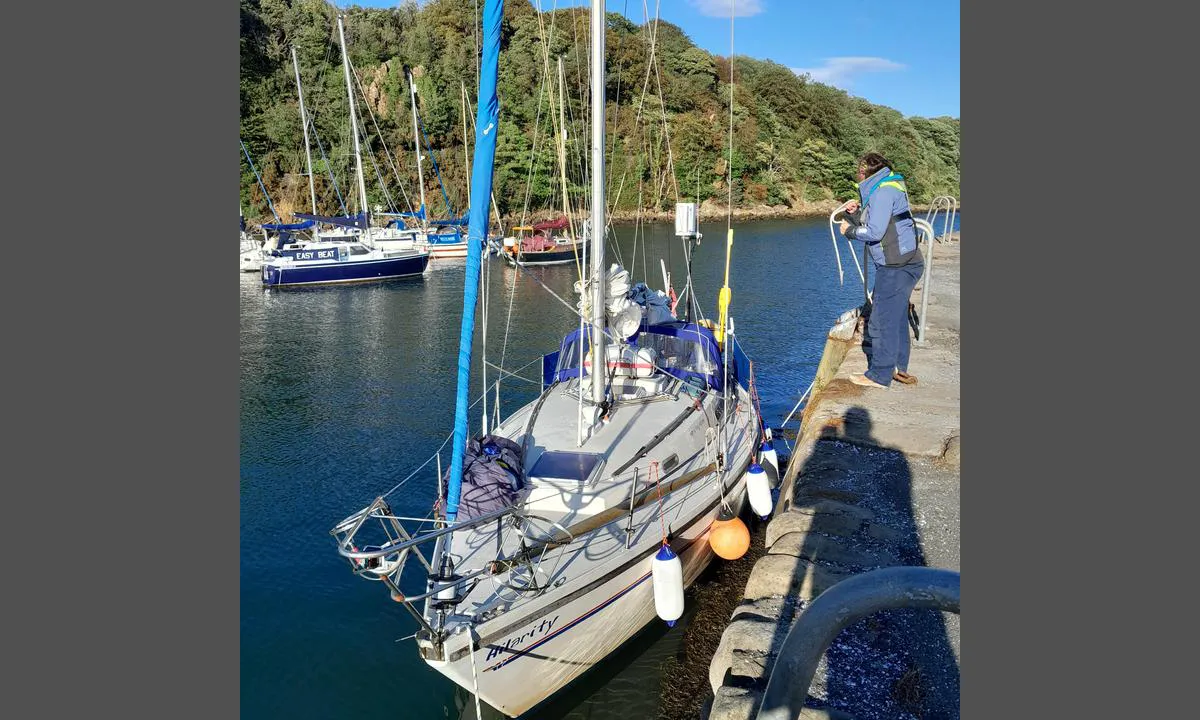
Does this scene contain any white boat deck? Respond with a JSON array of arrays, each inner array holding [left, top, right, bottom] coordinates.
[[439, 371, 746, 622]]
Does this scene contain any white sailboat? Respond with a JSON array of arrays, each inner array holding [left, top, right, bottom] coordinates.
[[239, 205, 261, 272], [239, 139, 288, 273], [331, 1, 769, 715]]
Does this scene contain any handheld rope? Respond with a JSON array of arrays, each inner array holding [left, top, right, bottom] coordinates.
[[468, 627, 483, 720], [828, 200, 866, 287]]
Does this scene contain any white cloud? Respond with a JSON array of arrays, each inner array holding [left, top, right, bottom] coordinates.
[[688, 0, 766, 18], [791, 57, 905, 89]]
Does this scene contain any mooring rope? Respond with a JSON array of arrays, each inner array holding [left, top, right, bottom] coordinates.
[[468, 628, 483, 720]]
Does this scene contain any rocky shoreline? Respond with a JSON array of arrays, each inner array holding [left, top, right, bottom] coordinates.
[[601, 199, 958, 226], [243, 200, 958, 233]]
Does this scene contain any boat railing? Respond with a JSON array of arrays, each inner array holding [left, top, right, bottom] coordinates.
[[331, 499, 515, 570], [330, 495, 580, 628], [331, 498, 525, 634]]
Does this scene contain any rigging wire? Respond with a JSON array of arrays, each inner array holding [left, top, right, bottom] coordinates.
[[350, 62, 417, 216]]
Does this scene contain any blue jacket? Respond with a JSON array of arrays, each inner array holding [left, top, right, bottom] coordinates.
[[845, 167, 921, 267]]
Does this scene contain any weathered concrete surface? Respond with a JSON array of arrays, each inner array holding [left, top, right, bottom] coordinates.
[[706, 242, 961, 720]]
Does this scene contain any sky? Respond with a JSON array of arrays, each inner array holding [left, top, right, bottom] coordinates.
[[343, 0, 960, 118]]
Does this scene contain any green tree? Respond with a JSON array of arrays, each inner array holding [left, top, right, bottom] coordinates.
[[238, 0, 961, 225]]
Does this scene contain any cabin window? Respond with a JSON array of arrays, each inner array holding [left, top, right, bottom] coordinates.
[[528, 451, 603, 484]]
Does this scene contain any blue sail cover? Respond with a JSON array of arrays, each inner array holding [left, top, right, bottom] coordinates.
[[377, 209, 467, 228], [429, 214, 468, 227], [292, 212, 368, 230], [261, 219, 315, 231], [378, 208, 426, 220], [378, 208, 426, 229], [447, 0, 504, 522]]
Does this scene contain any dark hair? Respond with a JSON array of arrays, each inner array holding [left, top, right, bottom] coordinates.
[[858, 152, 892, 176]]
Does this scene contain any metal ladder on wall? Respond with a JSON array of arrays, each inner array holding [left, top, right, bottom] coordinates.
[[925, 195, 958, 245]]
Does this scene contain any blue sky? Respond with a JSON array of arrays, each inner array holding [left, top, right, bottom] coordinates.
[[343, 1, 960, 118]]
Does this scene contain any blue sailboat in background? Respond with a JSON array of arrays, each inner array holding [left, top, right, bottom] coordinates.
[[260, 16, 429, 287]]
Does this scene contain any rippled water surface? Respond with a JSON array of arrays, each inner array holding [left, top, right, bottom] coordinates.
[[241, 214, 961, 719]]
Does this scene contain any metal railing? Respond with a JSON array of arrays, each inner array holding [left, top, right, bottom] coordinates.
[[824, 203, 943, 347], [755, 566, 960, 720], [330, 497, 578, 638], [913, 218, 936, 345], [925, 196, 958, 245]]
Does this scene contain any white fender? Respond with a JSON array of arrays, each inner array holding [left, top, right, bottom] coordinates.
[[759, 433, 781, 489], [746, 463, 773, 519], [652, 544, 684, 626]]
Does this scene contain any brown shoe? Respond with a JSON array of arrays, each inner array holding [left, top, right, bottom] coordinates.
[[849, 373, 889, 389], [893, 371, 918, 385]]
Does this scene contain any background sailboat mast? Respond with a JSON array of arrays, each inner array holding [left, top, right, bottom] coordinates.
[[460, 81, 472, 210], [556, 56, 575, 241], [589, 0, 607, 405], [408, 68, 429, 221], [337, 16, 370, 227], [292, 46, 318, 216]]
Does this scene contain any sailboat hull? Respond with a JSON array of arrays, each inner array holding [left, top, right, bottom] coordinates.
[[261, 252, 430, 287], [429, 481, 748, 717], [241, 233, 264, 272], [425, 232, 479, 259], [504, 240, 588, 266]]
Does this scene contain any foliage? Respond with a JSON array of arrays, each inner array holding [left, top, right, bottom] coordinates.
[[239, 0, 961, 224]]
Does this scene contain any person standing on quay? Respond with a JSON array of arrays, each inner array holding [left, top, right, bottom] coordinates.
[[839, 152, 924, 389]]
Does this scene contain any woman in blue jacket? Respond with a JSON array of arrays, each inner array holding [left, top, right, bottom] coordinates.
[[839, 153, 925, 389]]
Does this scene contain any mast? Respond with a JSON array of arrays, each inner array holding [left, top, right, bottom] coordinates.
[[337, 16, 370, 230], [292, 46, 318, 216], [460, 81, 472, 210], [408, 67, 429, 224], [556, 56, 575, 241], [446, 0, 505, 522], [589, 0, 607, 405]]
